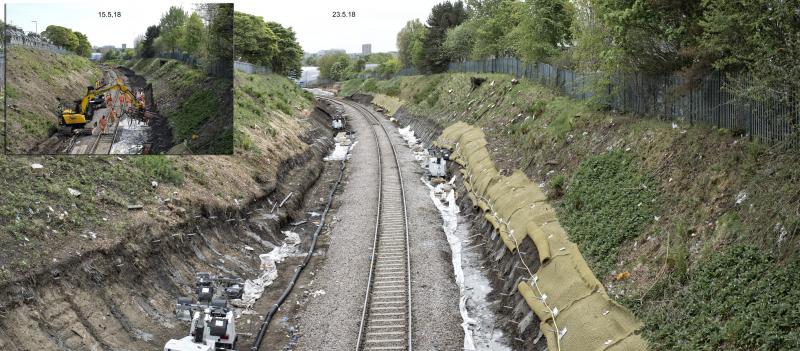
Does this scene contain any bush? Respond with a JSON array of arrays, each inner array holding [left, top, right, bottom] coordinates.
[[644, 246, 800, 350], [362, 78, 378, 93], [561, 150, 657, 276]]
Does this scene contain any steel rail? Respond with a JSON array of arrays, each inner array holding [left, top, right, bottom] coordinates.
[[321, 97, 413, 351]]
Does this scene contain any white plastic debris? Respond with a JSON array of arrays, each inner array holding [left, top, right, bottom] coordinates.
[[68, 188, 82, 197], [324, 141, 357, 161], [231, 231, 304, 309], [672, 122, 678, 129], [735, 191, 747, 204], [558, 327, 568, 339], [151, 180, 159, 188], [31, 163, 43, 169]]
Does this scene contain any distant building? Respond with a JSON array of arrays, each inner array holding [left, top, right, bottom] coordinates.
[[362, 44, 372, 56], [364, 63, 379, 71], [90, 53, 102, 61], [121, 43, 126, 50]]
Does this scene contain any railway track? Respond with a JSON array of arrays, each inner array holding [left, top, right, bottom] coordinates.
[[64, 68, 123, 155], [320, 97, 413, 351]]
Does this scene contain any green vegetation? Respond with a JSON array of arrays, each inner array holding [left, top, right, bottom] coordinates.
[[5, 46, 101, 153], [234, 11, 302, 78], [42, 25, 91, 56], [12, 46, 96, 84], [561, 151, 657, 276], [130, 156, 183, 185], [397, 20, 428, 70], [317, 52, 360, 81], [392, 0, 800, 100], [0, 156, 164, 237], [234, 72, 313, 151], [343, 71, 800, 349], [169, 90, 220, 142], [642, 246, 800, 350], [128, 58, 231, 153], [395, 1, 467, 74], [137, 4, 233, 73]]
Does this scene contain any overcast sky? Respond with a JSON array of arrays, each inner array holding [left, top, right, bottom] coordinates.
[[2, 0, 439, 53], [4, 1, 204, 48], [235, 0, 440, 54]]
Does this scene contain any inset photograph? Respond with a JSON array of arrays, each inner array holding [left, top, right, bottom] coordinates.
[[4, 3, 233, 155]]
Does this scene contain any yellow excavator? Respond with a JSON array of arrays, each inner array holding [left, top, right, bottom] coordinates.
[[57, 79, 146, 135]]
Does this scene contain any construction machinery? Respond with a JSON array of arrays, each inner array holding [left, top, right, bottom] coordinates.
[[57, 79, 146, 135], [427, 147, 450, 178], [164, 273, 244, 351]]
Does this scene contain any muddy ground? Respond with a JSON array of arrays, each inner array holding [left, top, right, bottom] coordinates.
[[118, 66, 173, 154], [0, 106, 335, 350], [29, 66, 168, 155]]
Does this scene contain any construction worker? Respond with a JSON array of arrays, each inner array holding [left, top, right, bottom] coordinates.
[[109, 108, 118, 126], [99, 115, 108, 135], [105, 94, 113, 109]]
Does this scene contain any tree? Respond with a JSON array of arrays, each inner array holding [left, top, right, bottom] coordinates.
[[366, 52, 394, 64], [350, 57, 367, 73], [182, 13, 205, 56], [590, 0, 705, 74], [207, 3, 234, 68], [396, 19, 427, 68], [142, 25, 160, 58], [304, 54, 318, 66], [470, 0, 524, 59], [378, 57, 402, 76], [266, 22, 303, 79], [443, 21, 477, 61], [103, 49, 120, 60], [159, 6, 188, 54], [422, 1, 467, 73], [42, 25, 79, 51], [133, 34, 145, 56], [318, 52, 351, 80], [233, 11, 278, 65], [73, 32, 92, 57], [700, 0, 800, 100], [513, 0, 574, 63]]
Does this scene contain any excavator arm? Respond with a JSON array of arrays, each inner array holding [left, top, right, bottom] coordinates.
[[93, 79, 146, 111]]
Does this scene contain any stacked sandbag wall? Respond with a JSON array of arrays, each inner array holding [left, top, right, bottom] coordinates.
[[436, 122, 647, 351]]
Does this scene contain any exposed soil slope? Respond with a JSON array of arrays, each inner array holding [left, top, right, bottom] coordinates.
[[4, 46, 102, 153], [0, 72, 333, 349], [124, 58, 234, 154]]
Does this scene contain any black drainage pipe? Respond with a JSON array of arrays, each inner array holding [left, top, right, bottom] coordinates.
[[250, 126, 352, 351]]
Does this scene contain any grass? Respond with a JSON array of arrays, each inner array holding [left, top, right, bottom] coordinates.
[[0, 156, 160, 238], [130, 156, 184, 185], [11, 47, 96, 85], [5, 47, 102, 152], [233, 72, 312, 154]]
